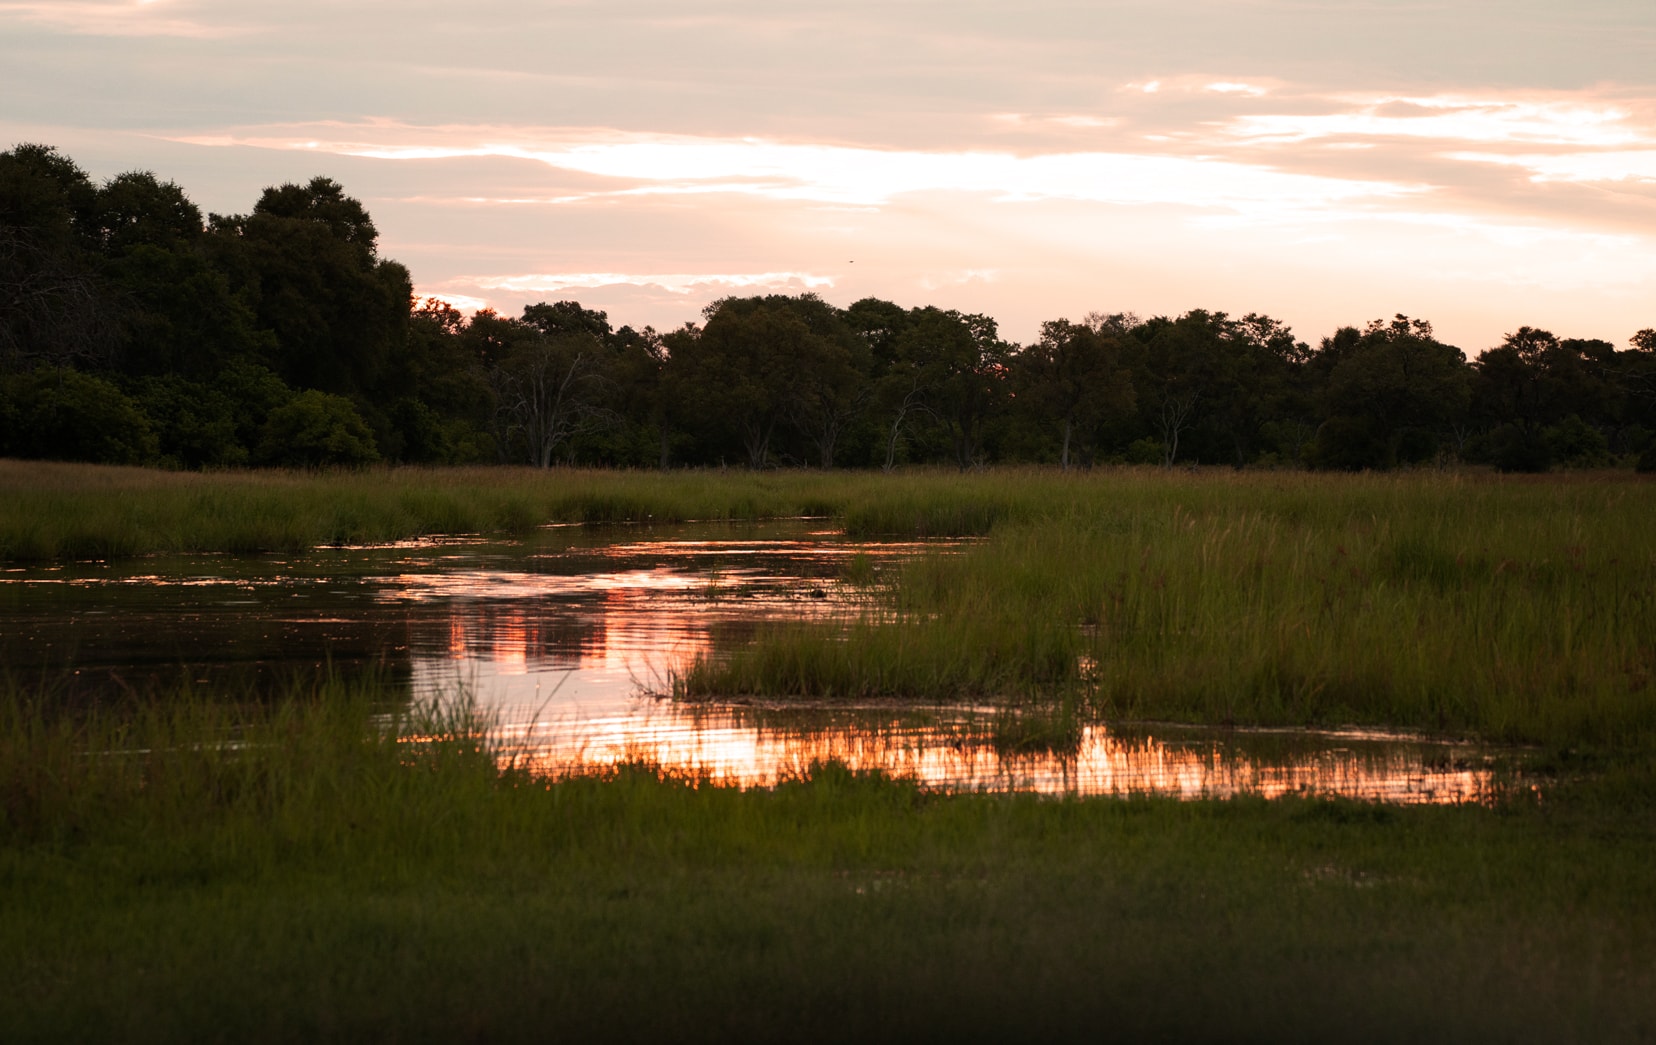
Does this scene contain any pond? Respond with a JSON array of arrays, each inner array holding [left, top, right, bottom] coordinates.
[[0, 520, 1512, 803]]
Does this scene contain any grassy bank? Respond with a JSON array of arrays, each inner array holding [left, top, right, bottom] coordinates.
[[0, 459, 870, 560], [0, 458, 1098, 561], [680, 471, 1656, 749], [3, 679, 1654, 1042], [0, 459, 1272, 559]]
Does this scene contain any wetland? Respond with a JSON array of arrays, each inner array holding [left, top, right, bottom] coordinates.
[[3, 462, 1654, 1041]]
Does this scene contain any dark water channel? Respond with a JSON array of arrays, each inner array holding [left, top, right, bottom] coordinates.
[[1, 521, 1508, 802]]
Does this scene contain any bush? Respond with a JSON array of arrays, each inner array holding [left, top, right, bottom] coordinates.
[[1312, 416, 1385, 471], [1543, 415, 1610, 469], [255, 390, 379, 466], [0, 368, 157, 464], [1125, 437, 1163, 465], [130, 375, 248, 468], [1488, 423, 1552, 473]]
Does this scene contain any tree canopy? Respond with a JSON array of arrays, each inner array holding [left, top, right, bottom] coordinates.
[[3, 143, 1652, 473]]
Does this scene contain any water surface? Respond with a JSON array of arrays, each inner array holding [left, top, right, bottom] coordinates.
[[1, 521, 1510, 803]]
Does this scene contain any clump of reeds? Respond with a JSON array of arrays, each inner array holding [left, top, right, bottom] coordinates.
[[681, 470, 1656, 750], [0, 674, 499, 853]]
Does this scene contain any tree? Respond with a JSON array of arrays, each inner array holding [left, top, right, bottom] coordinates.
[[1133, 311, 1233, 467], [92, 171, 202, 257], [1208, 313, 1310, 467], [1015, 315, 1134, 469], [0, 144, 120, 371], [209, 177, 412, 397], [1315, 315, 1469, 469], [892, 307, 1008, 470], [781, 297, 870, 469], [492, 331, 608, 468], [676, 297, 811, 468]]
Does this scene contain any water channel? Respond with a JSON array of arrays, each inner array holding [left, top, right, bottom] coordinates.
[[1, 520, 1509, 802]]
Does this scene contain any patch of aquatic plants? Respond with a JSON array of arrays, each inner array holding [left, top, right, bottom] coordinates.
[[0, 674, 497, 850], [681, 471, 1656, 749]]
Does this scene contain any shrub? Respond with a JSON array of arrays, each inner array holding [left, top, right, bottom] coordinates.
[[255, 389, 379, 466], [0, 367, 157, 464]]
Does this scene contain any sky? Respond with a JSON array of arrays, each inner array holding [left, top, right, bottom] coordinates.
[[3, 0, 1653, 353]]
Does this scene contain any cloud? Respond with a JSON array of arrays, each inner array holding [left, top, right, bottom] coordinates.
[[1445, 150, 1656, 184], [166, 121, 1421, 217], [415, 291, 489, 313], [0, 0, 239, 38], [1219, 95, 1650, 149]]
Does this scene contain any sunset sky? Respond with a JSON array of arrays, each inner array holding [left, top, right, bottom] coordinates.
[[3, 0, 1653, 352]]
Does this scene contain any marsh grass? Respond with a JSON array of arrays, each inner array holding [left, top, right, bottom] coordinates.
[[10, 460, 1654, 747], [2, 673, 1655, 1041], [680, 470, 1656, 749], [0, 674, 501, 856], [0, 460, 903, 560], [6, 464, 1656, 1038]]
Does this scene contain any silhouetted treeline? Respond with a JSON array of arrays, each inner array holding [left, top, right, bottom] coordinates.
[[4, 144, 1654, 472]]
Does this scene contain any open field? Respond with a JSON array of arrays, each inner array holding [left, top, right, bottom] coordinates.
[[3, 679, 1655, 1042]]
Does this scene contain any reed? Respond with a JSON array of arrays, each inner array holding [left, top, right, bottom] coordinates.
[[0, 460, 900, 560], [680, 470, 1656, 749]]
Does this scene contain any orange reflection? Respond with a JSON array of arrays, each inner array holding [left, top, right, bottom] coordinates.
[[491, 613, 529, 675], [482, 713, 1502, 804]]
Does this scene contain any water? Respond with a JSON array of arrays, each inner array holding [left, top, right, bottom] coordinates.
[[0, 521, 1510, 802]]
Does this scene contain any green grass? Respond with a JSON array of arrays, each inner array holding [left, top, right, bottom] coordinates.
[[6, 463, 1656, 1038], [678, 470, 1656, 750], [3, 677, 1654, 1042], [0, 460, 889, 560]]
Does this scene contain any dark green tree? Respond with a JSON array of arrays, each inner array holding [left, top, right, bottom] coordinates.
[[1314, 316, 1469, 470], [256, 389, 379, 466], [891, 307, 1009, 470], [0, 144, 120, 371], [1014, 315, 1134, 469], [0, 367, 156, 464], [208, 177, 412, 397]]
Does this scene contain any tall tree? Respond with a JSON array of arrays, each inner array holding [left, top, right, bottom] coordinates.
[[208, 177, 412, 397], [1316, 315, 1469, 469], [0, 144, 120, 371], [893, 307, 1008, 470], [1015, 315, 1134, 469]]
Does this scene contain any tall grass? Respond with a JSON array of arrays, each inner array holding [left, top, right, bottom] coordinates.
[[0, 675, 501, 855], [3, 671, 1656, 1041], [0, 460, 905, 560], [8, 460, 1654, 746], [0, 459, 1371, 559], [680, 470, 1656, 748]]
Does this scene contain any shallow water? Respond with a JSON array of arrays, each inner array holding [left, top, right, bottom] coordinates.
[[1, 521, 1510, 802]]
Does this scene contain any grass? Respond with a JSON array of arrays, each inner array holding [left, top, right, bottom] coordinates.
[[2, 676, 1655, 1042], [6, 461, 1656, 1038], [679, 470, 1656, 750], [0, 460, 881, 560]]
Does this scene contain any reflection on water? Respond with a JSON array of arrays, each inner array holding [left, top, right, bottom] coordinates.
[[481, 707, 1500, 804], [1, 522, 1508, 803]]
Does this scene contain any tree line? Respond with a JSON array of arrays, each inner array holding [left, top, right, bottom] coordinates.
[[4, 143, 1654, 472]]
